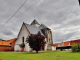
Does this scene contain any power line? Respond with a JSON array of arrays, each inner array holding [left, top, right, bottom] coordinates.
[[0, 0, 27, 30], [12, 0, 40, 20]]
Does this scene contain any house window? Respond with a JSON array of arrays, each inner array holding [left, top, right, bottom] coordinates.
[[22, 37, 24, 43]]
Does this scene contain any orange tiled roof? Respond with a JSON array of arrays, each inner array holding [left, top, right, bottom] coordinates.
[[0, 38, 16, 46], [54, 39, 80, 47], [63, 41, 71, 46], [71, 39, 80, 45], [54, 43, 58, 47]]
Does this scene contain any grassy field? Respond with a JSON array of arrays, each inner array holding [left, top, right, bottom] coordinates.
[[0, 51, 80, 60]]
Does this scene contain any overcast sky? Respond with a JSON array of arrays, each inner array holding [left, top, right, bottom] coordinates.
[[0, 0, 80, 43]]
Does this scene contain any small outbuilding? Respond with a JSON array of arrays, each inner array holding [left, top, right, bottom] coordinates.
[[0, 38, 16, 51]]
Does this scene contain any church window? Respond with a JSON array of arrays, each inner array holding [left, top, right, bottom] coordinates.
[[22, 37, 24, 43], [49, 38, 50, 43]]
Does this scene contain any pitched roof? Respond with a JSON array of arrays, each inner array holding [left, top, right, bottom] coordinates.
[[54, 43, 58, 47], [0, 38, 16, 46], [25, 23, 45, 36], [39, 24, 50, 35], [63, 41, 71, 46], [54, 41, 71, 47], [70, 39, 80, 45], [31, 19, 40, 25], [54, 39, 80, 47], [39, 24, 48, 29]]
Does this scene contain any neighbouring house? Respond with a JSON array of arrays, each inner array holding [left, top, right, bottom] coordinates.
[[54, 39, 80, 51], [70, 39, 80, 45], [14, 19, 55, 52], [0, 38, 16, 51], [54, 39, 80, 47]]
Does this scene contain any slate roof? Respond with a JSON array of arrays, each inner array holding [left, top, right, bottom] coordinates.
[[31, 19, 40, 25], [39, 24, 48, 29], [25, 23, 45, 36], [41, 29, 45, 36], [39, 24, 50, 35]]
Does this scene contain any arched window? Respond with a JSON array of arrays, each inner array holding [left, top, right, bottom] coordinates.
[[22, 37, 24, 43]]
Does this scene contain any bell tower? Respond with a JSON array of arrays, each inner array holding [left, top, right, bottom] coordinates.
[[31, 19, 40, 28]]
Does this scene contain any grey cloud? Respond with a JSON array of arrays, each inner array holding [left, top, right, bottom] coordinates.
[[0, 0, 80, 43], [1, 28, 13, 36], [53, 31, 77, 43]]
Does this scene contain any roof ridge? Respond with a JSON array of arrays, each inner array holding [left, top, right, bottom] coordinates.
[[39, 23, 49, 29], [24, 23, 30, 25], [25, 22, 40, 29], [31, 19, 40, 25]]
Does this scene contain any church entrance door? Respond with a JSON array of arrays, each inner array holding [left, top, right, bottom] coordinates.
[[22, 47, 25, 52]]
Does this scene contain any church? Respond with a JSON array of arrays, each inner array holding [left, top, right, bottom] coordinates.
[[14, 19, 56, 52]]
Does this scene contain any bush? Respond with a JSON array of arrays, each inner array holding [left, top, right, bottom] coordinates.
[[72, 44, 80, 52]]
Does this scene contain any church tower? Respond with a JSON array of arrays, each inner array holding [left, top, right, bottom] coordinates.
[[30, 19, 40, 28]]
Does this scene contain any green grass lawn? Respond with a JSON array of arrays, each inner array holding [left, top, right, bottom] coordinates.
[[0, 51, 80, 60]]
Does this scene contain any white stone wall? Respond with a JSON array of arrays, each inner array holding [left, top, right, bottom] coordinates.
[[44, 44, 47, 51], [14, 45, 22, 51], [15, 24, 29, 44], [52, 46, 56, 51], [44, 38, 48, 51], [47, 30, 52, 44], [25, 43, 31, 52], [33, 24, 40, 28], [14, 24, 31, 52]]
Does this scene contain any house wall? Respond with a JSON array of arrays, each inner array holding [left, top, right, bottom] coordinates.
[[0, 46, 14, 51], [0, 40, 15, 51], [14, 24, 31, 52]]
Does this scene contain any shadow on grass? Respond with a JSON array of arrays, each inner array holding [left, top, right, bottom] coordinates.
[[21, 52, 46, 55]]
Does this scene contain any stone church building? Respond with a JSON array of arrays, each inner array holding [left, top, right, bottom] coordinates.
[[14, 19, 56, 52]]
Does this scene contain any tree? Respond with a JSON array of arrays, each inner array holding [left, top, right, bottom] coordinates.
[[26, 31, 45, 53]]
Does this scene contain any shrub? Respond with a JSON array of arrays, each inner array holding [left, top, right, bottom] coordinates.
[[72, 44, 80, 52]]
